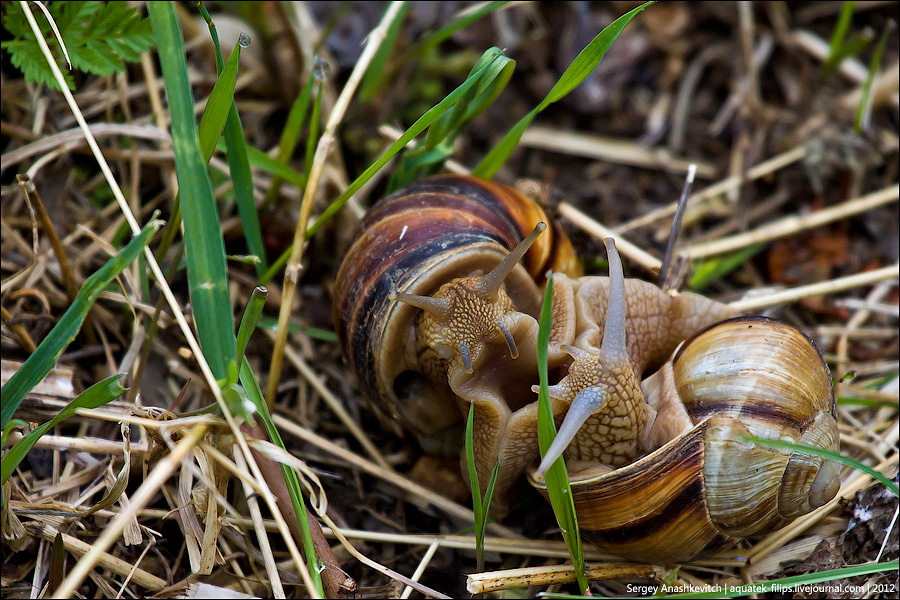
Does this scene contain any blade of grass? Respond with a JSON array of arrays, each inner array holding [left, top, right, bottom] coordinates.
[[743, 436, 899, 497], [239, 358, 324, 596], [217, 140, 307, 187], [0, 217, 161, 430], [465, 402, 501, 573], [148, 2, 236, 379], [366, 1, 508, 98], [388, 47, 514, 190], [265, 74, 315, 204], [304, 81, 323, 182], [197, 39, 241, 160], [535, 273, 588, 594], [688, 243, 765, 292], [2, 374, 127, 483], [820, 1, 860, 79], [197, 2, 268, 278], [305, 46, 511, 238], [359, 2, 409, 101], [473, 1, 654, 178], [854, 20, 893, 132]]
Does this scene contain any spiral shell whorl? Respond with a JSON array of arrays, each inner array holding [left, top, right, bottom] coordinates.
[[672, 317, 838, 536], [333, 175, 577, 438]]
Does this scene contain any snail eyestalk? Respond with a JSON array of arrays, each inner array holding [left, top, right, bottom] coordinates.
[[600, 238, 628, 365], [497, 318, 518, 359], [478, 222, 547, 298], [535, 386, 608, 477], [389, 291, 451, 320]]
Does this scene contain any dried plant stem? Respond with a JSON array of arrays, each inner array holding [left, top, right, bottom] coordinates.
[[22, 3, 320, 595], [267, 1, 406, 405], [558, 202, 662, 272], [1, 304, 36, 352], [16, 175, 78, 302], [615, 145, 807, 233], [400, 540, 440, 599], [518, 126, 716, 176], [53, 423, 209, 598], [27, 524, 166, 590], [683, 184, 899, 259], [729, 263, 899, 312], [233, 446, 286, 599], [272, 414, 523, 539], [466, 563, 670, 594]]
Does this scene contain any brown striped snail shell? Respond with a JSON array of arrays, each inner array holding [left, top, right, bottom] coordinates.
[[333, 175, 580, 458], [530, 240, 840, 564]]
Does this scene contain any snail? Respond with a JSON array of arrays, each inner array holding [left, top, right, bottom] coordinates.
[[333, 174, 840, 563], [529, 238, 840, 563]]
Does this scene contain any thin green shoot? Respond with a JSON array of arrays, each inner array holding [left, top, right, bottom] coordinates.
[[148, 2, 236, 379], [2, 374, 127, 484], [473, 2, 654, 178], [854, 20, 894, 133], [197, 1, 267, 277], [688, 244, 765, 292], [265, 74, 316, 205], [743, 436, 898, 497], [535, 273, 588, 594], [465, 402, 501, 573], [1, 217, 161, 430]]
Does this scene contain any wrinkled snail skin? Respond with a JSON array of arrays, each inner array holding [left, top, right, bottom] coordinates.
[[334, 174, 841, 563], [333, 175, 580, 450], [529, 235, 839, 563]]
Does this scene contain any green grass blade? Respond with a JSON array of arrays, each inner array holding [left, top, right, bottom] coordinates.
[[540, 560, 898, 599], [821, 1, 857, 78], [1, 217, 161, 430], [743, 436, 898, 497], [854, 20, 892, 133], [2, 374, 127, 483], [304, 82, 323, 182], [473, 2, 654, 178], [239, 358, 324, 596], [359, 2, 409, 101], [306, 47, 510, 238], [236, 286, 267, 367], [148, 1, 236, 380], [197, 39, 241, 161], [535, 273, 588, 594], [688, 243, 765, 292], [218, 140, 307, 188], [196, 7, 268, 279], [265, 75, 315, 204], [390, 48, 514, 190], [465, 402, 484, 571]]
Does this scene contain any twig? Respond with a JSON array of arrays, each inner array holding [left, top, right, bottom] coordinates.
[[615, 146, 807, 234], [466, 563, 670, 594], [558, 203, 662, 273], [729, 264, 899, 312], [683, 184, 899, 259], [267, 1, 407, 406]]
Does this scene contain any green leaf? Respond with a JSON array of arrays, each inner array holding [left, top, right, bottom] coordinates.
[[535, 273, 588, 594], [198, 40, 242, 162], [149, 1, 236, 380], [688, 244, 766, 292], [2, 0, 152, 91], [0, 217, 161, 430], [744, 436, 899, 497], [474, 2, 654, 178], [2, 374, 127, 484], [306, 47, 512, 238], [854, 20, 892, 133]]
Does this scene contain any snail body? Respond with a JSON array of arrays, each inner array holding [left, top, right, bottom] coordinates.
[[333, 174, 840, 563]]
